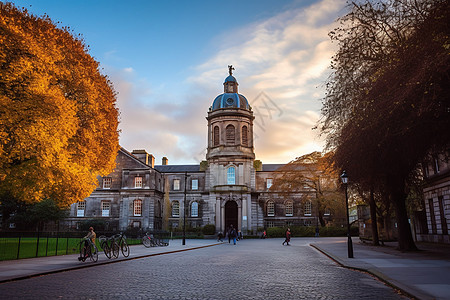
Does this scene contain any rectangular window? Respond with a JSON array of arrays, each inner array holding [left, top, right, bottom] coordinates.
[[285, 201, 293, 217], [172, 201, 180, 217], [438, 196, 448, 235], [266, 178, 273, 189], [267, 221, 275, 228], [227, 167, 235, 185], [77, 201, 85, 217], [103, 177, 112, 189], [191, 179, 198, 190], [134, 200, 142, 216], [304, 201, 312, 216], [173, 179, 180, 190], [267, 201, 275, 217], [428, 198, 437, 234], [191, 202, 199, 217], [324, 208, 331, 216], [101, 201, 110, 217], [134, 176, 143, 188], [132, 221, 141, 228]]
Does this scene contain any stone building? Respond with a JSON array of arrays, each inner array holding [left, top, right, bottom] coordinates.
[[415, 152, 450, 243], [67, 67, 338, 234]]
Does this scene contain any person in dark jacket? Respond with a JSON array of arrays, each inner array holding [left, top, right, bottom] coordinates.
[[229, 224, 237, 245]]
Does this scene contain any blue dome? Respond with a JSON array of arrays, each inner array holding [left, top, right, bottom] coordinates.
[[224, 75, 237, 83], [212, 93, 250, 110]]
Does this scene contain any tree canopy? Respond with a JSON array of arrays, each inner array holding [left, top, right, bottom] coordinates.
[[320, 0, 449, 250], [0, 3, 119, 207]]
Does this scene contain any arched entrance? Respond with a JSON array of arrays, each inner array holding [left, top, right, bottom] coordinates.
[[225, 200, 238, 231]]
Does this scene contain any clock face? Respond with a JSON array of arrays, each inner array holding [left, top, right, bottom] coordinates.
[[226, 98, 234, 106]]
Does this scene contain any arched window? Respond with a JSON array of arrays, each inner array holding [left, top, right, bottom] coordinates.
[[191, 202, 199, 217], [133, 199, 142, 216], [213, 126, 219, 146], [227, 166, 236, 185], [267, 200, 275, 216], [285, 201, 293, 216], [172, 201, 180, 217], [304, 201, 312, 216], [226, 124, 235, 145], [242, 125, 248, 146]]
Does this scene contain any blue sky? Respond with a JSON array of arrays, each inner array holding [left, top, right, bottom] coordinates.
[[12, 0, 347, 164]]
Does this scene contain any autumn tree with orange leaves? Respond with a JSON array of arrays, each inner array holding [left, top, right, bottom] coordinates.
[[0, 3, 119, 211]]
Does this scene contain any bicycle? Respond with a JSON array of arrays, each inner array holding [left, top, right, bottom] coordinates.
[[113, 233, 130, 257], [99, 235, 120, 259], [142, 232, 158, 248], [78, 238, 98, 262]]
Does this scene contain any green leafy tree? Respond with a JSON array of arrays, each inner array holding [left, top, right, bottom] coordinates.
[[320, 0, 449, 250], [0, 3, 119, 208]]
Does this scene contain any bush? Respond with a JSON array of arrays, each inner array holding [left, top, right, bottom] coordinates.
[[202, 224, 216, 235]]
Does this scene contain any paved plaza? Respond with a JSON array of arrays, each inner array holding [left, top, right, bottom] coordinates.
[[0, 238, 410, 300]]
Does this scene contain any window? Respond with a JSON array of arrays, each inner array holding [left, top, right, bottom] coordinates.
[[227, 167, 236, 185], [267, 201, 275, 217], [242, 125, 248, 146], [172, 201, 180, 217], [101, 201, 110, 217], [324, 208, 331, 216], [267, 221, 275, 228], [191, 179, 198, 190], [134, 176, 143, 188], [173, 179, 180, 190], [438, 196, 447, 235], [226, 124, 235, 145], [132, 221, 141, 228], [77, 201, 85, 217], [213, 126, 219, 146], [266, 178, 273, 189], [103, 177, 112, 189], [285, 201, 293, 216], [304, 201, 312, 216], [428, 199, 436, 234], [191, 202, 199, 217], [133, 199, 142, 216], [433, 157, 440, 174]]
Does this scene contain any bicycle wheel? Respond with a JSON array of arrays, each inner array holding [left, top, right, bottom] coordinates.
[[90, 245, 98, 262], [121, 240, 130, 257], [79, 241, 85, 262], [102, 241, 111, 259], [112, 241, 120, 258], [142, 236, 151, 248]]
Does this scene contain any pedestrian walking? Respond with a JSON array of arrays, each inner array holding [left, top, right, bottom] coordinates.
[[229, 224, 237, 245], [282, 228, 291, 246], [217, 231, 223, 242]]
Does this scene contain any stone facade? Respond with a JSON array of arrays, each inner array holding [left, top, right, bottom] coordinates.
[[67, 69, 336, 234], [416, 151, 450, 243]]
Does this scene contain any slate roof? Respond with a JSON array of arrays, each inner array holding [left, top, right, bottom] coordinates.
[[154, 165, 201, 173], [260, 164, 286, 172]]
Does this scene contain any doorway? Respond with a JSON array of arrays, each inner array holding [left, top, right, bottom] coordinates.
[[225, 200, 238, 231]]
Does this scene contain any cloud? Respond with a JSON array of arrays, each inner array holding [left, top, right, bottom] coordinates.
[[112, 0, 345, 164]]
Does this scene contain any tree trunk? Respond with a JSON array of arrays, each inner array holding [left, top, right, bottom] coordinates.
[[390, 181, 418, 251], [369, 187, 380, 246]]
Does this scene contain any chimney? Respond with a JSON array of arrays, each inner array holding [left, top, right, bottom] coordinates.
[[162, 157, 168, 165], [131, 149, 154, 167]]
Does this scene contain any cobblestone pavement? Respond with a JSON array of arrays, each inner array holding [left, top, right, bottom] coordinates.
[[0, 238, 408, 300]]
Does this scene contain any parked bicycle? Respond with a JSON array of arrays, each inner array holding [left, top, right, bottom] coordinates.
[[142, 232, 169, 247], [78, 238, 98, 262], [113, 233, 130, 257], [99, 235, 119, 259]]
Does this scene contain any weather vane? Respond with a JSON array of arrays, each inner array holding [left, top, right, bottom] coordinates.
[[228, 65, 234, 76]]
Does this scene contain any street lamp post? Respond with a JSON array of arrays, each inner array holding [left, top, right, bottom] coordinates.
[[182, 172, 187, 246], [341, 170, 353, 258]]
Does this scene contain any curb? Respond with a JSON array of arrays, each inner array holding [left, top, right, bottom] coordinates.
[[309, 244, 426, 300], [0, 243, 221, 284]]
